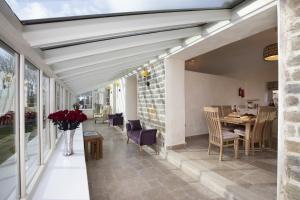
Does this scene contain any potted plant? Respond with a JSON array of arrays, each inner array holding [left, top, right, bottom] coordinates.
[[48, 109, 87, 156]]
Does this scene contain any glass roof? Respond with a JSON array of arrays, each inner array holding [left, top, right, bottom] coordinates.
[[5, 0, 244, 23]]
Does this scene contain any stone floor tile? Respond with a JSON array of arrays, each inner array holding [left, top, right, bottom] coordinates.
[[84, 121, 221, 200]]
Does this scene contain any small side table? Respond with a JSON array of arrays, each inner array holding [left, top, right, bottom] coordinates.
[[83, 131, 103, 160]]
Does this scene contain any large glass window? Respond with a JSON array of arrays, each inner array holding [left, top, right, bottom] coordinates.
[[42, 74, 50, 158], [5, 0, 244, 21], [76, 91, 93, 109], [0, 42, 18, 200], [24, 60, 39, 189]]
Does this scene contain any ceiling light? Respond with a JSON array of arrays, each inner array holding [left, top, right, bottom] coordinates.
[[184, 35, 202, 45], [169, 46, 182, 53], [237, 0, 271, 17], [205, 20, 230, 34], [263, 43, 278, 61], [149, 59, 158, 64], [158, 53, 168, 59]]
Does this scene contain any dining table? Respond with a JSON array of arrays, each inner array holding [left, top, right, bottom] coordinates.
[[220, 115, 256, 156]]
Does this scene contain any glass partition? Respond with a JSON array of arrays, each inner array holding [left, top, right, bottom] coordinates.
[[24, 60, 39, 189], [42, 74, 50, 158], [0, 41, 18, 200]]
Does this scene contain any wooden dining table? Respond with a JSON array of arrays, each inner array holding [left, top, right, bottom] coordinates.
[[220, 116, 255, 156]]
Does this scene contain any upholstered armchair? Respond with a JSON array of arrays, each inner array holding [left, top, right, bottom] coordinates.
[[108, 113, 124, 126], [126, 120, 157, 153]]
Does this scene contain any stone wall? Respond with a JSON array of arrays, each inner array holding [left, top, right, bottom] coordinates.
[[137, 61, 165, 150], [279, 0, 300, 199]]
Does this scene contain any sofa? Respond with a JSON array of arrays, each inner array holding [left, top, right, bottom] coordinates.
[[108, 113, 124, 126], [126, 120, 157, 153]]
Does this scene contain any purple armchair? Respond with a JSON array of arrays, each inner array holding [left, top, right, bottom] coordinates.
[[126, 120, 157, 153], [108, 113, 124, 127]]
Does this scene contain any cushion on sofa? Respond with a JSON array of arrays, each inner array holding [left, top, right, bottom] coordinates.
[[128, 120, 142, 131], [115, 113, 123, 117]]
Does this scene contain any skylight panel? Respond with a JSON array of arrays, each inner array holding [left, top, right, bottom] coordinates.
[[5, 0, 244, 23]]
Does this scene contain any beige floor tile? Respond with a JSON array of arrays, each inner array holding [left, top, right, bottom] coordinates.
[[84, 121, 221, 200]]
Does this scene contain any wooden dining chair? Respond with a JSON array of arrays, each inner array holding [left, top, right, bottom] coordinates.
[[211, 105, 222, 116], [234, 106, 275, 155], [204, 107, 239, 161], [262, 107, 277, 149], [221, 105, 233, 117]]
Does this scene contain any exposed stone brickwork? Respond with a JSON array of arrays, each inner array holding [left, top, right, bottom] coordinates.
[[137, 61, 165, 149], [280, 0, 300, 199]]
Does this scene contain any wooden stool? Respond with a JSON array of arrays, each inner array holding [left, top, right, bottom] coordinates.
[[83, 131, 103, 161]]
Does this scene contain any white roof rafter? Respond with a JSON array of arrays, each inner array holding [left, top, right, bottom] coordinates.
[[23, 10, 231, 48], [52, 39, 180, 74]]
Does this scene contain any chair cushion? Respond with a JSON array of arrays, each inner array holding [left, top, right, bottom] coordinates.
[[128, 130, 141, 143], [234, 128, 245, 136], [115, 113, 123, 117], [128, 120, 142, 131], [222, 131, 239, 140]]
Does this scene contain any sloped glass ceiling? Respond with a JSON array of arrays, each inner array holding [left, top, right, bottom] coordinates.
[[6, 0, 244, 22]]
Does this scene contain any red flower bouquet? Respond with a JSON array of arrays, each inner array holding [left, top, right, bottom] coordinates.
[[48, 109, 87, 131]]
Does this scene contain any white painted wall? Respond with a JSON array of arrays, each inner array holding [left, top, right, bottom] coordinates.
[[124, 76, 137, 123], [116, 79, 126, 114], [165, 58, 186, 147], [114, 76, 137, 131], [185, 71, 245, 136], [186, 28, 278, 106]]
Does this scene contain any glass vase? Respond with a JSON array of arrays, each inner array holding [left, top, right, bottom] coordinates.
[[63, 129, 75, 156]]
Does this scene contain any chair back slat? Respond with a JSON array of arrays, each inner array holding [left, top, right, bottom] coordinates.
[[211, 105, 222, 117], [204, 107, 222, 145], [252, 106, 276, 142], [221, 105, 232, 117]]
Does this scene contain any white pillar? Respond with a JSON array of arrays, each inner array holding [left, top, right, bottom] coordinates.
[[165, 58, 186, 148], [124, 76, 137, 130], [49, 78, 56, 148], [19, 54, 26, 198], [112, 84, 117, 113]]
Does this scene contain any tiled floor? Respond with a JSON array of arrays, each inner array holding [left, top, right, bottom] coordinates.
[[83, 121, 223, 200], [174, 135, 277, 200]]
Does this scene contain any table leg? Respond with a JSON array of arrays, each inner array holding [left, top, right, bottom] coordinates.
[[245, 123, 251, 156], [96, 140, 100, 160], [100, 140, 103, 158], [84, 141, 88, 161]]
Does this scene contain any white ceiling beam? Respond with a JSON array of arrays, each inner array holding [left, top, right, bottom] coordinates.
[[57, 50, 164, 78], [44, 27, 201, 64], [74, 81, 112, 94], [67, 72, 124, 91], [169, 0, 277, 60], [60, 56, 155, 82], [52, 39, 180, 73], [23, 10, 231, 48], [63, 65, 133, 83]]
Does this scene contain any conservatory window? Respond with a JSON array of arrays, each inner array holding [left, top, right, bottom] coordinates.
[[24, 60, 40, 189], [0, 41, 19, 200]]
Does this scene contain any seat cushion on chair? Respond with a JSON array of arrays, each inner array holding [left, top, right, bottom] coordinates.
[[234, 128, 245, 136], [116, 113, 123, 117], [128, 120, 142, 131], [222, 131, 239, 140], [128, 130, 141, 143]]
